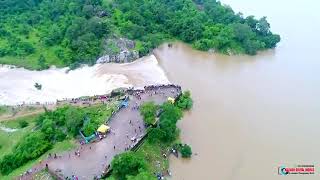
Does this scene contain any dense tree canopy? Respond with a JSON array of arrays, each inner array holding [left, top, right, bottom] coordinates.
[[180, 144, 192, 158], [127, 171, 156, 180], [147, 102, 183, 143], [140, 101, 158, 126], [111, 152, 149, 180], [176, 91, 193, 110], [0, 0, 280, 69], [0, 132, 52, 175]]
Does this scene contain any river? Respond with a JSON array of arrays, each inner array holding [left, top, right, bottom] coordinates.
[[1, 0, 319, 179], [155, 0, 320, 179], [0, 55, 169, 105]]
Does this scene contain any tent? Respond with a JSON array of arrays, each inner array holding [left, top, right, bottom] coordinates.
[[167, 97, 175, 104], [97, 124, 110, 133]]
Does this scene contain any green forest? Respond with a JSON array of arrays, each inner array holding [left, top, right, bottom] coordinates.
[[0, 0, 280, 70]]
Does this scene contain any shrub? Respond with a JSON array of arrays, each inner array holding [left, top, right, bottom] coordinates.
[[111, 152, 148, 180], [176, 91, 193, 110], [180, 144, 192, 158], [0, 132, 52, 175], [18, 120, 29, 128], [83, 122, 96, 137], [127, 171, 156, 180], [140, 101, 158, 126], [147, 128, 165, 144]]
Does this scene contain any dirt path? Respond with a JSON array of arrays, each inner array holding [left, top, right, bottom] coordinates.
[[0, 109, 44, 122]]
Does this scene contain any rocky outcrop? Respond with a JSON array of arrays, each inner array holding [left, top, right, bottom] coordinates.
[[96, 37, 140, 64]]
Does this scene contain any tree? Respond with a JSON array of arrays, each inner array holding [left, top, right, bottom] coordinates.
[[41, 118, 55, 140], [0, 132, 52, 175], [127, 171, 156, 180], [176, 91, 193, 110], [245, 15, 258, 29], [18, 120, 29, 128], [147, 128, 165, 143], [140, 101, 158, 126], [65, 106, 85, 136], [231, 23, 254, 43], [159, 103, 182, 124], [159, 119, 178, 142], [158, 102, 183, 142], [180, 144, 192, 158], [38, 54, 49, 69], [256, 17, 270, 36], [82, 5, 94, 18], [83, 122, 96, 137], [261, 34, 281, 48], [111, 152, 148, 180]]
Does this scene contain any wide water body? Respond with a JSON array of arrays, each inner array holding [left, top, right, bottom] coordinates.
[[155, 0, 320, 179]]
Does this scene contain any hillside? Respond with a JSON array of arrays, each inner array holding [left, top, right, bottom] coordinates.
[[0, 0, 280, 69]]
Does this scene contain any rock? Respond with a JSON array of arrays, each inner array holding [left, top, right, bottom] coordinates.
[[96, 55, 110, 64], [98, 10, 109, 17], [97, 37, 140, 64]]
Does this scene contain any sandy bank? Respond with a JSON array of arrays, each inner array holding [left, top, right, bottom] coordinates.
[[0, 55, 169, 105]]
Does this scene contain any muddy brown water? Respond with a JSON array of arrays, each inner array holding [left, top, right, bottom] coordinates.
[[154, 0, 320, 179]]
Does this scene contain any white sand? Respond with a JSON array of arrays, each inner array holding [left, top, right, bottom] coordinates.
[[0, 55, 169, 105]]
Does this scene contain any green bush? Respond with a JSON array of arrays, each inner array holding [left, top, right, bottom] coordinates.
[[83, 122, 96, 137], [0, 132, 52, 175], [111, 152, 148, 180], [127, 171, 156, 180], [18, 120, 29, 128], [180, 144, 192, 158], [147, 128, 165, 143], [140, 101, 158, 126], [176, 91, 193, 110]]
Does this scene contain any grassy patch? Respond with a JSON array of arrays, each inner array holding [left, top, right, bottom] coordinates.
[[136, 141, 171, 174], [1, 114, 38, 129], [0, 106, 8, 115], [83, 102, 118, 125], [0, 106, 9, 116], [0, 116, 37, 159]]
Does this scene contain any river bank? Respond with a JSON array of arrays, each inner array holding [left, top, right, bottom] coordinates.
[[155, 2, 320, 176]]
